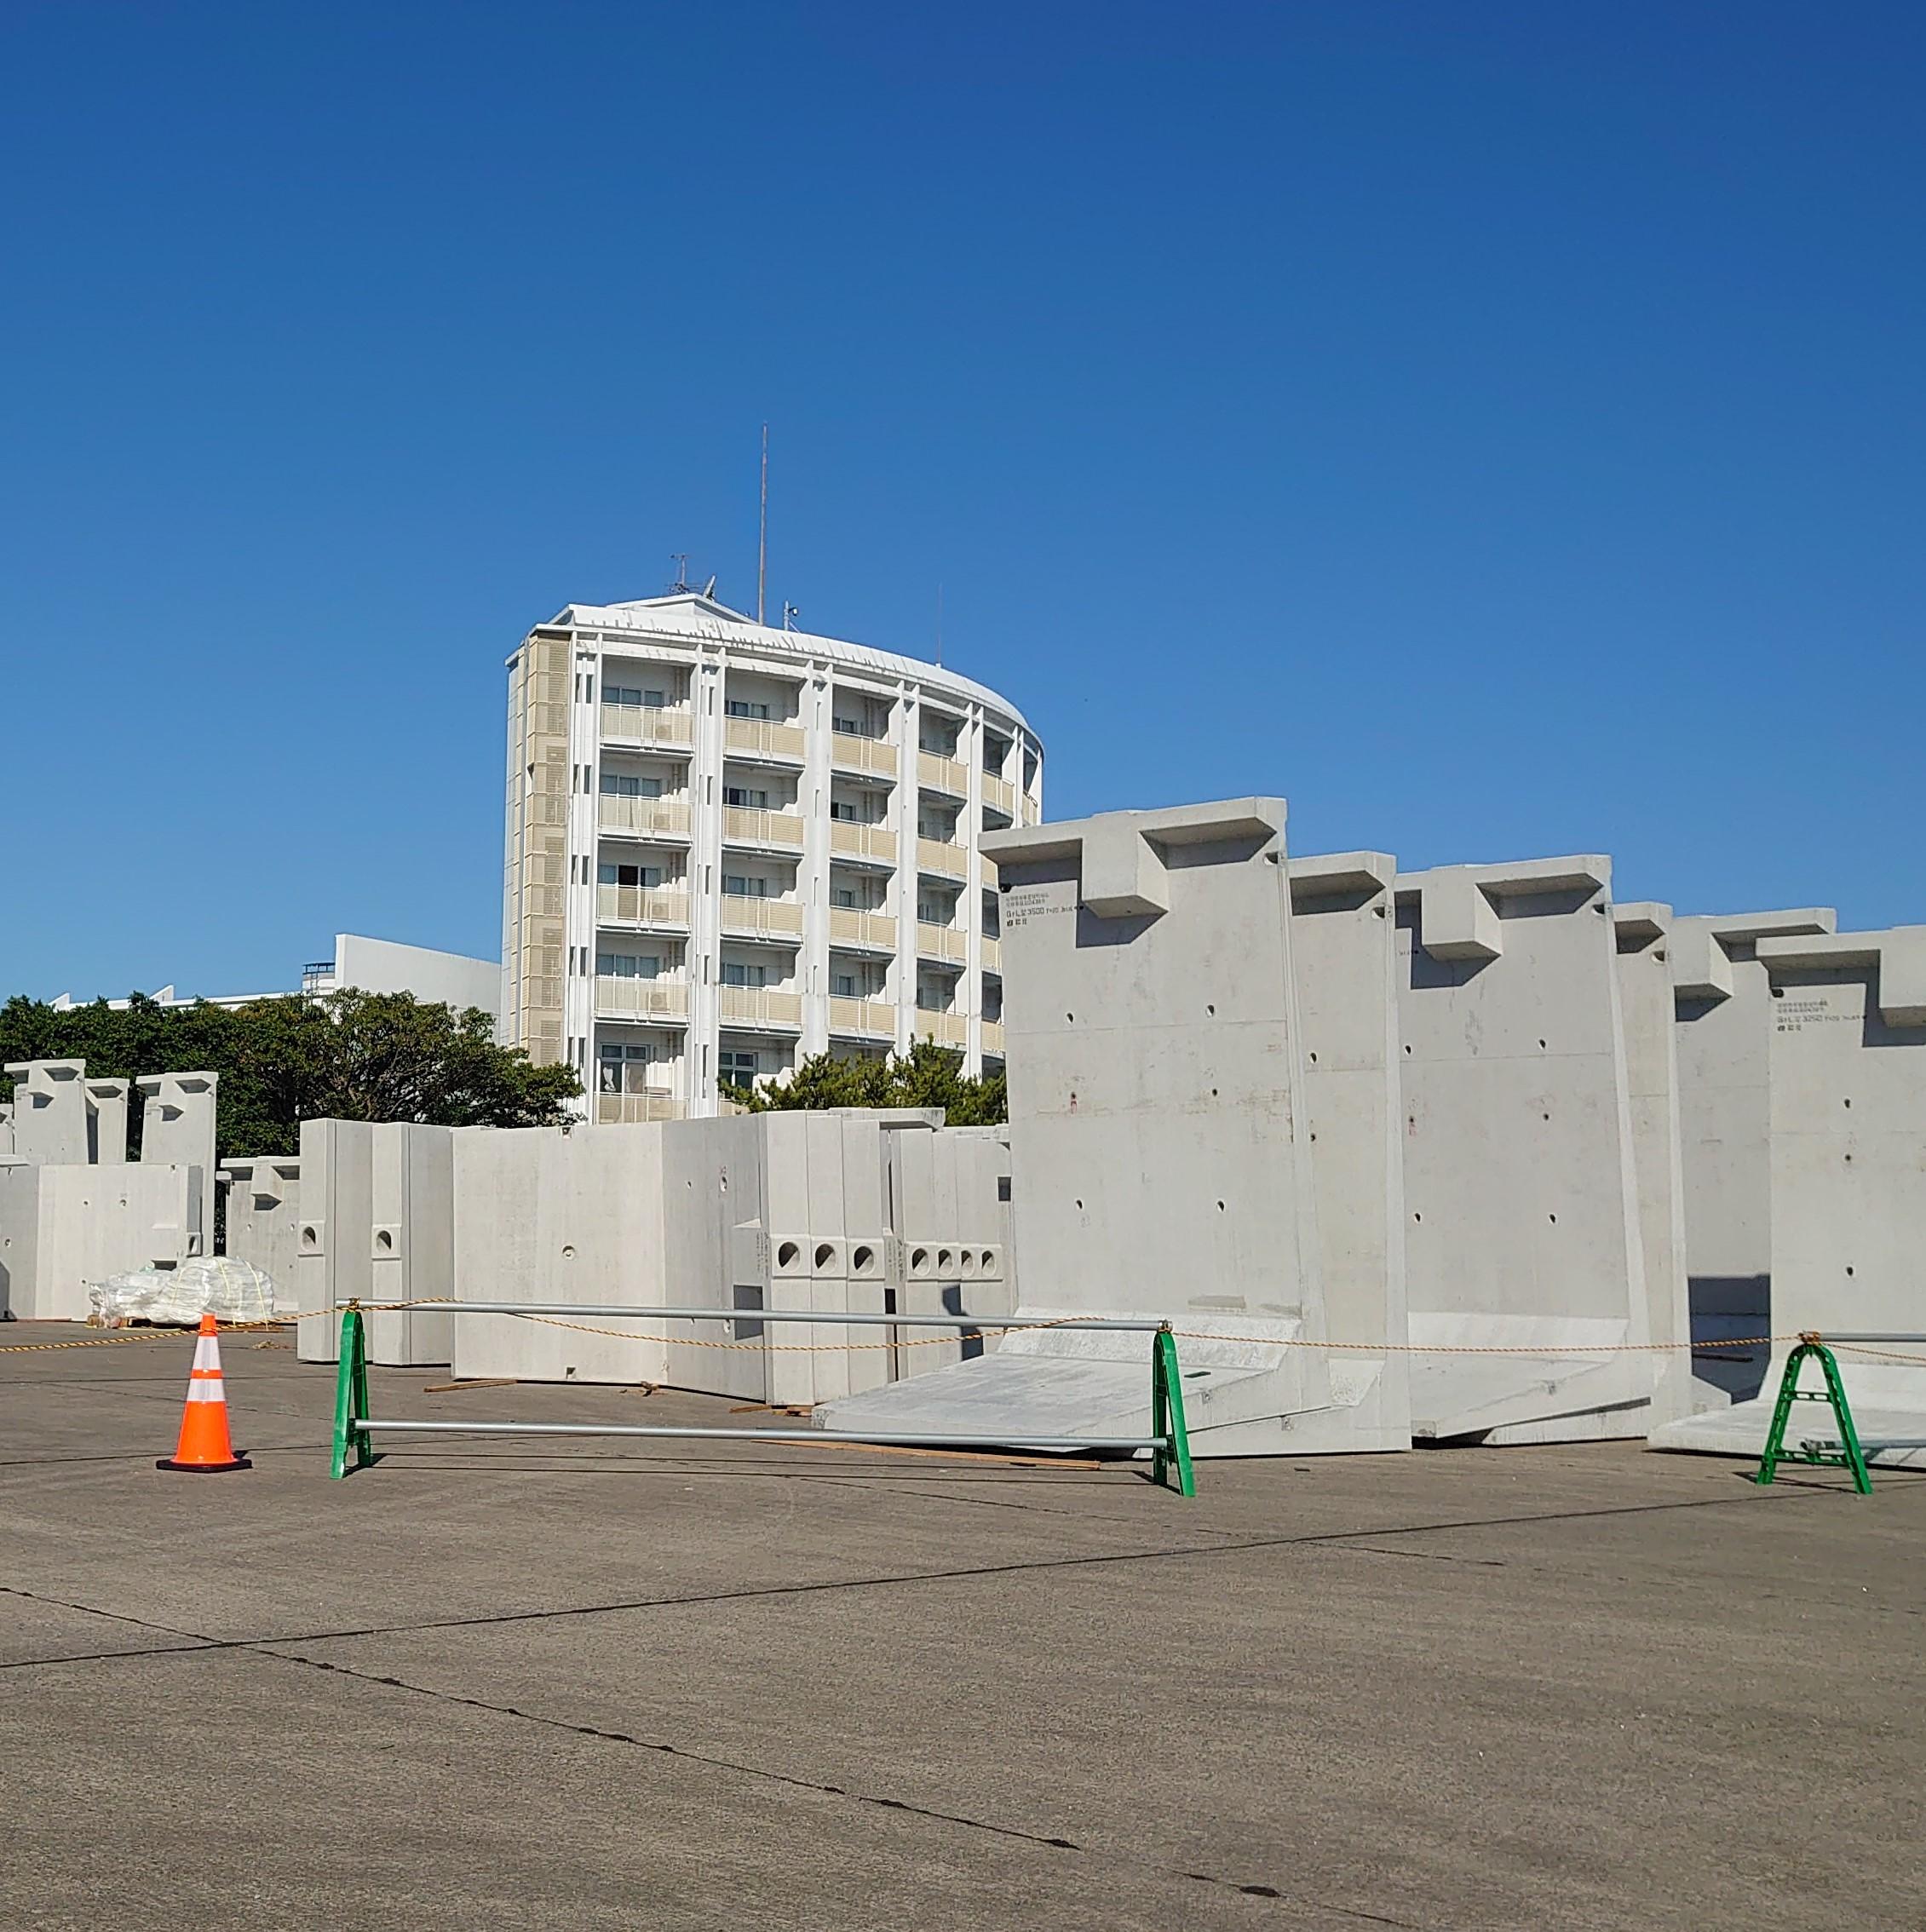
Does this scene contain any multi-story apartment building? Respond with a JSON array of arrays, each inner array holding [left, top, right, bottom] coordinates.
[[501, 591, 1042, 1122]]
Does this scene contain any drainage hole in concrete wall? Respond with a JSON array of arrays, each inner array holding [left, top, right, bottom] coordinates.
[[1538, 1038, 1547, 1049], [1066, 1011, 1075, 1023], [1412, 1211, 1422, 1222], [1210, 1087, 1219, 1098], [777, 1240, 801, 1268], [1216, 1200, 1225, 1211], [1308, 1131, 1317, 1141], [1844, 1153, 1853, 1164], [1846, 1265, 1855, 1277], [938, 1247, 955, 1269], [1843, 1096, 1852, 1108], [1308, 1050, 1318, 1063], [1548, 1213, 1557, 1224], [300, 1226, 318, 1251], [1771, 986, 1784, 998], [1206, 1003, 1216, 1016], [375, 1228, 394, 1253], [561, 1244, 576, 1259], [852, 1245, 874, 1271], [911, 1246, 929, 1268], [814, 1242, 835, 1269], [1543, 1113, 1551, 1122], [1403, 1044, 1412, 1055], [1073, 1200, 1083, 1211]]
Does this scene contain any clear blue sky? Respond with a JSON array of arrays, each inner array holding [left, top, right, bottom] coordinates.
[[4, 2, 1922, 1002]]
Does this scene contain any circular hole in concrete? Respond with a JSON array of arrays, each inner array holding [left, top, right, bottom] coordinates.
[[1066, 1011, 1075, 1023], [375, 1229, 394, 1253], [1308, 1050, 1318, 1063], [777, 1240, 801, 1268], [562, 1244, 576, 1259], [300, 1226, 318, 1251], [1846, 1265, 1855, 1277], [980, 1250, 995, 1268], [1206, 1003, 1216, 1016], [852, 1245, 874, 1272], [937, 1247, 955, 1270], [1216, 1199, 1226, 1211], [1073, 1200, 1083, 1212], [911, 1245, 929, 1267], [1771, 986, 1785, 998], [1404, 1044, 1412, 1055], [1548, 1213, 1557, 1224], [814, 1243, 835, 1269], [959, 1251, 977, 1277], [1538, 1038, 1548, 1049], [1844, 1097, 1852, 1108], [1412, 1211, 1423, 1222]]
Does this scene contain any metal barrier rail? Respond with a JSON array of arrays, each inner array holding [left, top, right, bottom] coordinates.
[[329, 1303, 1197, 1497]]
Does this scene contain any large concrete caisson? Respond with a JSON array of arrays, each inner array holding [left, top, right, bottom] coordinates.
[[820, 798, 1355, 1457], [217, 1158, 302, 1313], [1395, 859, 1658, 1442], [1666, 908, 1836, 1404], [1653, 927, 1926, 1466], [136, 1072, 217, 1260]]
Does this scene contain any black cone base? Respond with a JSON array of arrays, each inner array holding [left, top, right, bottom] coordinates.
[[156, 1456, 253, 1473]]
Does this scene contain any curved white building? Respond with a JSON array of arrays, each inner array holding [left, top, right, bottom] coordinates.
[[502, 592, 1042, 1120]]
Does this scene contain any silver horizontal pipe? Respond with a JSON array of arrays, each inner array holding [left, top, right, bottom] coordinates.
[[1801, 1438, 1926, 1453], [356, 1418, 1158, 1452], [424, 1302, 1168, 1333], [1820, 1332, 1926, 1345]]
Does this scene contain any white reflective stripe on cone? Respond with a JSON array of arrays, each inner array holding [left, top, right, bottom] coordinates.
[[192, 1336, 221, 1372], [186, 1378, 226, 1403]]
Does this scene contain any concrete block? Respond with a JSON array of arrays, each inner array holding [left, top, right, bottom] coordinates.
[[1395, 857, 1655, 1442], [217, 1157, 302, 1313], [822, 798, 1342, 1457], [1670, 908, 1836, 1404], [1653, 928, 1926, 1465], [137, 1072, 217, 1257], [84, 1080, 129, 1164], [0, 1163, 198, 1320], [5, 1061, 90, 1165]]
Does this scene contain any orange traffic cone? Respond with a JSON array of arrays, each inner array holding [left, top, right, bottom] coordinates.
[[157, 1313, 252, 1474]]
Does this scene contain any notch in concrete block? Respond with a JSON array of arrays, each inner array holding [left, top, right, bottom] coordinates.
[[1756, 926, 1926, 1027], [1668, 923, 1733, 1002]]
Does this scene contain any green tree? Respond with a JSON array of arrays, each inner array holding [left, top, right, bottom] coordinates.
[[0, 989, 579, 1158], [731, 1039, 1006, 1126]]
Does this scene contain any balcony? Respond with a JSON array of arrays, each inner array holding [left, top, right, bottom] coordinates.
[[918, 750, 969, 796], [831, 731, 896, 779], [914, 1009, 968, 1049], [596, 884, 689, 927], [724, 716, 807, 762], [829, 906, 896, 952], [981, 1020, 1004, 1055], [598, 795, 691, 839], [718, 896, 804, 940], [980, 934, 1001, 973], [1019, 794, 1040, 827], [982, 772, 1015, 817], [719, 986, 803, 1030], [595, 1090, 682, 1125], [722, 806, 805, 850], [828, 996, 896, 1042], [594, 977, 689, 1021], [917, 922, 966, 966], [600, 702, 693, 749], [917, 837, 967, 879], [830, 820, 896, 865]]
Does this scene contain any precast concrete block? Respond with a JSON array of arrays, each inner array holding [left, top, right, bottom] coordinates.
[[1285, 853, 1411, 1452], [365, 1123, 457, 1366], [1395, 857, 1656, 1443], [1653, 928, 1926, 1466], [821, 799, 1340, 1458], [136, 1072, 217, 1257], [217, 1158, 302, 1312], [1669, 908, 1837, 1404], [84, 1080, 129, 1165], [1613, 906, 1695, 1427], [5, 1061, 90, 1165], [451, 1124, 670, 1386], [295, 1119, 374, 1362], [0, 1163, 198, 1320]]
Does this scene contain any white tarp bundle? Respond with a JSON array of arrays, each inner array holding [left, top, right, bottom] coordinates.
[[89, 1256, 277, 1329]]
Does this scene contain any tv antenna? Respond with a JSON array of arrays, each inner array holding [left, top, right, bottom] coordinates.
[[783, 601, 802, 631], [669, 553, 691, 593], [935, 582, 944, 667]]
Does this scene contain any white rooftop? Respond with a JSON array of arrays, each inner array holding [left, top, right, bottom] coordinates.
[[545, 593, 1032, 733]]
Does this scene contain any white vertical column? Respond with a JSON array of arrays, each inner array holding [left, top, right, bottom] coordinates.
[[687, 647, 727, 1115], [963, 702, 986, 1077], [800, 662, 832, 1061], [563, 641, 600, 1100], [894, 684, 921, 1056]]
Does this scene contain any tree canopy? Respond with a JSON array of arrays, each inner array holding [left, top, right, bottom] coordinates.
[[729, 1040, 1006, 1126], [0, 990, 580, 1159]]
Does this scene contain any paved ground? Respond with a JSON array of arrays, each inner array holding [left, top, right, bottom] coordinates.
[[1, 1323, 1919, 1930]]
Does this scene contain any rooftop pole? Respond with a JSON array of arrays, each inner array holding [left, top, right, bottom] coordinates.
[[756, 423, 768, 626]]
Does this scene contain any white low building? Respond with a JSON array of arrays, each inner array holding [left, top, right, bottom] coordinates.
[[500, 592, 1042, 1120]]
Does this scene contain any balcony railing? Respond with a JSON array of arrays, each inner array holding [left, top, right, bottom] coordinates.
[[600, 702, 693, 748], [724, 716, 807, 761], [598, 795, 691, 839], [980, 934, 1001, 973], [718, 986, 803, 1029], [914, 1009, 968, 1049], [595, 1090, 682, 1124], [831, 731, 896, 778], [596, 884, 690, 927], [918, 750, 969, 796], [917, 836, 967, 878], [917, 922, 966, 966], [1019, 794, 1040, 827], [982, 772, 1015, 817], [829, 820, 896, 864], [829, 906, 896, 951], [594, 977, 689, 1021], [718, 896, 804, 939], [722, 806, 805, 849], [981, 1020, 1004, 1055], [828, 996, 896, 1041]]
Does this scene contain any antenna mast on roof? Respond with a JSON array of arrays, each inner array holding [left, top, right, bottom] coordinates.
[[935, 582, 943, 667], [756, 424, 768, 626], [670, 553, 691, 594]]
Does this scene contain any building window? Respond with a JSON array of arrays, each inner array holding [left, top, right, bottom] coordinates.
[[600, 773, 663, 799], [831, 972, 858, 998], [719, 1049, 761, 1089], [723, 874, 769, 898], [917, 895, 952, 925], [597, 953, 662, 979], [599, 862, 663, 888], [725, 699, 771, 720], [831, 885, 859, 908], [598, 1043, 656, 1094], [721, 962, 768, 988], [606, 685, 666, 708], [724, 785, 768, 809]]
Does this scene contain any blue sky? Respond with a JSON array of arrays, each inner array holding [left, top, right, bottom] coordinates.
[[3, 2, 1922, 1001]]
